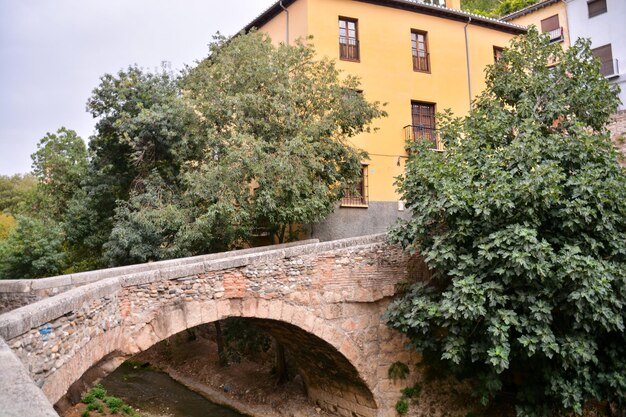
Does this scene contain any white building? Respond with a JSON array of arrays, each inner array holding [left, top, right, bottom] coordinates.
[[565, 0, 626, 109]]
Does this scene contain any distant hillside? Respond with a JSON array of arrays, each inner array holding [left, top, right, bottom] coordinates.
[[461, 0, 539, 17]]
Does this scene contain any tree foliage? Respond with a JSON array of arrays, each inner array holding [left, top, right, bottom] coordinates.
[[460, 0, 538, 17], [180, 31, 385, 243], [103, 31, 385, 264], [0, 174, 36, 215], [385, 29, 625, 416], [0, 216, 66, 279], [31, 127, 88, 218]]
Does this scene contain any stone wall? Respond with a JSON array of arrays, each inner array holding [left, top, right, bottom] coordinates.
[[0, 234, 423, 417], [0, 239, 319, 314], [609, 109, 626, 163]]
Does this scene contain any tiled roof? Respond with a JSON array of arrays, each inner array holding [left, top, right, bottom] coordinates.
[[500, 0, 561, 21], [243, 0, 527, 35]]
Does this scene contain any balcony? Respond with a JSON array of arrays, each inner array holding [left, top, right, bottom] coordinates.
[[546, 27, 564, 43], [600, 58, 620, 78], [404, 125, 443, 151], [339, 37, 360, 61]]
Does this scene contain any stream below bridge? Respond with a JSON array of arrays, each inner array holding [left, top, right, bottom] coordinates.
[[98, 362, 248, 417]]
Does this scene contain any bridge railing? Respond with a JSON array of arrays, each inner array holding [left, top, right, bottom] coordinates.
[[0, 238, 324, 314]]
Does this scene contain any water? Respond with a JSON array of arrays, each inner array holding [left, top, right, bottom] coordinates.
[[100, 362, 249, 417]]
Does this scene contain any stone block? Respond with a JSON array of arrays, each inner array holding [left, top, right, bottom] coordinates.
[[216, 300, 232, 319], [119, 270, 160, 287], [31, 276, 72, 291], [256, 298, 270, 318], [280, 303, 296, 323], [267, 301, 283, 320], [159, 262, 205, 281], [242, 298, 257, 317], [228, 299, 243, 317], [0, 280, 31, 293], [184, 302, 203, 329], [201, 302, 218, 324]]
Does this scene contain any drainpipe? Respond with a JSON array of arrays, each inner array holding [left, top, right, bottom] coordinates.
[[279, 1, 289, 45], [464, 16, 473, 111]]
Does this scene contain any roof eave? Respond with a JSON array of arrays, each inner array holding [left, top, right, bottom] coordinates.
[[500, 0, 561, 22], [244, 0, 526, 36]]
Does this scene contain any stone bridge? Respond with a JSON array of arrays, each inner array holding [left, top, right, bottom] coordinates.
[[0, 234, 426, 417]]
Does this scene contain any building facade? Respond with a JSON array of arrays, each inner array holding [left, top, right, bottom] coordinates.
[[245, 0, 525, 241], [504, 0, 625, 110], [565, 0, 625, 109]]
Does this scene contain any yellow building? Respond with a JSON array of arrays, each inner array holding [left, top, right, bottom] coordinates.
[[501, 0, 570, 47], [244, 0, 526, 241]]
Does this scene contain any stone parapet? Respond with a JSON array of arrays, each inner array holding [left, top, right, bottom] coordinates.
[[0, 238, 320, 314], [0, 337, 57, 417]]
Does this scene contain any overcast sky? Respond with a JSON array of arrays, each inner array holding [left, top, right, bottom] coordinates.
[[0, 0, 277, 175]]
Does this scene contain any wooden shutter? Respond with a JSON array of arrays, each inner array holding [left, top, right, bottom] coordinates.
[[592, 44, 614, 76], [541, 15, 560, 32], [588, 0, 607, 18]]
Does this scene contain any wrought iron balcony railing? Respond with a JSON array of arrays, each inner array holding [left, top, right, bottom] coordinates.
[[404, 125, 443, 151], [547, 27, 564, 43]]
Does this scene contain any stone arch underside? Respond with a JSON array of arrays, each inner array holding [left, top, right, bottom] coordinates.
[[45, 299, 378, 417]]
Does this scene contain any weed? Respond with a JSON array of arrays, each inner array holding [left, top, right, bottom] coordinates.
[[105, 396, 124, 413], [90, 384, 106, 399], [81, 411, 90, 417], [395, 399, 409, 414], [388, 362, 410, 381], [81, 393, 95, 405]]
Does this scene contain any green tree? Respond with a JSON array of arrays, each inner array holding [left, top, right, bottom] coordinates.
[[182, 31, 386, 244], [495, 0, 537, 16], [31, 127, 88, 218], [0, 216, 66, 279], [0, 174, 36, 214], [461, 0, 502, 16], [385, 29, 625, 416], [63, 65, 198, 266], [0, 213, 16, 240]]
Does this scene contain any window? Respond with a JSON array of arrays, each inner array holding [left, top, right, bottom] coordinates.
[[592, 44, 615, 76], [411, 30, 430, 72], [339, 17, 359, 61], [493, 46, 504, 62], [541, 15, 563, 43], [341, 165, 368, 207], [588, 0, 607, 18], [410, 101, 438, 149]]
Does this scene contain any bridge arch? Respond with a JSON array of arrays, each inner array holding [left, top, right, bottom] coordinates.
[[44, 299, 378, 417]]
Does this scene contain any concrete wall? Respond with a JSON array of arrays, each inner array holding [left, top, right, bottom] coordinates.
[[566, 0, 626, 109], [0, 234, 424, 417], [310, 201, 411, 241]]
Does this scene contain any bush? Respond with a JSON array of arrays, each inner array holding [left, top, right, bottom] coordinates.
[[386, 28, 625, 416]]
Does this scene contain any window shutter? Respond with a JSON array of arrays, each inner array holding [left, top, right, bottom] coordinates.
[[541, 15, 560, 32], [592, 44, 614, 76], [588, 0, 607, 18]]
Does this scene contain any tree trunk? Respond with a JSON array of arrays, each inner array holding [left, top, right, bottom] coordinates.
[[215, 321, 227, 366], [274, 340, 289, 384]]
